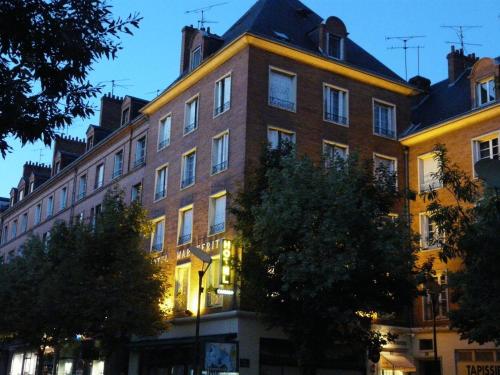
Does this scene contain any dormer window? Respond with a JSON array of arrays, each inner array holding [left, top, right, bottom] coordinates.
[[476, 77, 496, 107], [121, 107, 130, 126], [29, 182, 34, 193], [326, 33, 343, 59], [87, 135, 94, 151], [18, 189, 24, 201], [190, 46, 202, 70]]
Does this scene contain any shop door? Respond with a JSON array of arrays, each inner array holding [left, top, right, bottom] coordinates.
[[418, 359, 441, 375]]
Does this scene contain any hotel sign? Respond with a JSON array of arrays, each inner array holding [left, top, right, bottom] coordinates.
[[221, 239, 232, 285]]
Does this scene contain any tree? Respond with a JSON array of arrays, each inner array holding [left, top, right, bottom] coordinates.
[[424, 145, 500, 345], [0, 0, 141, 157], [0, 188, 169, 374], [232, 148, 418, 374]]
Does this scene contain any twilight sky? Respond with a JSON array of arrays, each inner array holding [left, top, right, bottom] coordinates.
[[0, 0, 498, 196]]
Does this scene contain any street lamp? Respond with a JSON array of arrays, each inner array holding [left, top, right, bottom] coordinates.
[[424, 274, 442, 375], [189, 246, 212, 375]]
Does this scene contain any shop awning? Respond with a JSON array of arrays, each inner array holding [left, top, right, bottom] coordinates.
[[380, 353, 416, 372]]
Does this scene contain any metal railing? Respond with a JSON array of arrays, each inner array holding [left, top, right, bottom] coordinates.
[[374, 125, 396, 139], [325, 111, 348, 125], [158, 138, 170, 150], [154, 190, 166, 201], [211, 160, 228, 174], [134, 155, 145, 168], [112, 168, 122, 179], [181, 175, 195, 188], [77, 191, 86, 200], [209, 222, 225, 235], [184, 121, 197, 134], [269, 96, 296, 111], [178, 233, 192, 245], [214, 101, 230, 116]]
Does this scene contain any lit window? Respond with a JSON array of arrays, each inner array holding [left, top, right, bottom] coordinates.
[[131, 183, 142, 203], [323, 141, 348, 168], [134, 137, 146, 167], [181, 150, 196, 189], [46, 196, 54, 218], [158, 115, 171, 150], [178, 207, 193, 245], [20, 213, 28, 233], [190, 46, 202, 70], [174, 264, 190, 311], [206, 257, 223, 307], [418, 153, 442, 192], [95, 164, 104, 189], [373, 100, 396, 139], [267, 127, 295, 150], [420, 213, 442, 249], [423, 273, 448, 320], [476, 77, 496, 107], [209, 193, 226, 235], [151, 218, 165, 252], [155, 165, 168, 201], [34, 204, 42, 225], [112, 150, 123, 179], [472, 133, 499, 175], [214, 75, 231, 116], [212, 132, 229, 174], [324, 84, 348, 125], [60, 187, 67, 210], [78, 175, 87, 200], [184, 96, 199, 134], [326, 33, 343, 59], [269, 68, 296, 112]]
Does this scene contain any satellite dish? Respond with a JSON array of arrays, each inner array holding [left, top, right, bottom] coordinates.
[[189, 246, 212, 264], [475, 159, 500, 188]]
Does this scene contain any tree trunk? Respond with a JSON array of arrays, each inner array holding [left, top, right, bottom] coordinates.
[[36, 344, 46, 375], [51, 344, 60, 375]]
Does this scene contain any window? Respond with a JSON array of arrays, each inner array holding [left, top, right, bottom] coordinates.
[[214, 75, 231, 116], [212, 132, 229, 174], [323, 141, 348, 168], [55, 161, 61, 174], [476, 77, 496, 107], [19, 189, 24, 201], [11, 220, 17, 238], [419, 339, 433, 351], [34, 204, 42, 225], [2, 225, 7, 244], [419, 153, 442, 192], [29, 182, 34, 193], [324, 84, 348, 125], [267, 127, 295, 150], [209, 193, 226, 235], [131, 183, 142, 203], [7, 250, 15, 262], [87, 135, 94, 151], [158, 115, 171, 150], [326, 33, 343, 59], [190, 46, 202, 70], [134, 137, 146, 167], [420, 213, 442, 249], [78, 175, 87, 200], [121, 107, 130, 126], [151, 218, 165, 252], [206, 257, 223, 307], [95, 164, 104, 189], [374, 153, 397, 179], [472, 133, 499, 173], [423, 273, 448, 320], [76, 211, 84, 224], [269, 68, 296, 112], [47, 196, 54, 218], [174, 264, 190, 311], [155, 165, 168, 201], [184, 96, 199, 134], [112, 150, 123, 179], [373, 100, 396, 139], [178, 206, 193, 245], [20, 213, 28, 233], [59, 187, 67, 210], [181, 150, 196, 189]]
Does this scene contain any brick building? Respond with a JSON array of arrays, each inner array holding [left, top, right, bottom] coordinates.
[[0, 0, 498, 375]]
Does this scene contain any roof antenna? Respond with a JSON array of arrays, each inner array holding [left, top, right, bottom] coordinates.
[[386, 35, 425, 81], [97, 79, 132, 96], [185, 2, 228, 29], [441, 25, 482, 52], [145, 89, 161, 97]]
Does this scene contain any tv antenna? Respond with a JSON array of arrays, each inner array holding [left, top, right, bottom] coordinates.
[[442, 25, 482, 52], [145, 89, 161, 97], [386, 35, 425, 80], [97, 79, 133, 96], [185, 2, 228, 29], [35, 148, 46, 163]]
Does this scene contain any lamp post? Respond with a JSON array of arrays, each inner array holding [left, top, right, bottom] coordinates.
[[424, 276, 442, 375], [189, 246, 212, 375]]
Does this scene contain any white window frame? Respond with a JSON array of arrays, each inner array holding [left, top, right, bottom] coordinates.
[[112, 150, 124, 179], [476, 76, 496, 107], [20, 213, 28, 233], [372, 98, 397, 139], [418, 152, 443, 193], [184, 95, 199, 135], [214, 73, 232, 117], [177, 205, 194, 246], [154, 163, 169, 202], [150, 216, 166, 252], [190, 45, 202, 70], [211, 130, 230, 175], [46, 195, 54, 218], [59, 187, 67, 210], [422, 271, 449, 321], [95, 163, 105, 189], [419, 212, 441, 250], [34, 202, 42, 225], [373, 153, 398, 187], [325, 32, 344, 60], [323, 83, 349, 126], [208, 191, 227, 236], [471, 130, 500, 177], [267, 126, 296, 150], [174, 263, 191, 311], [134, 136, 147, 167], [78, 174, 87, 200], [180, 148, 197, 190], [268, 66, 297, 113], [157, 113, 172, 151], [323, 140, 348, 168]]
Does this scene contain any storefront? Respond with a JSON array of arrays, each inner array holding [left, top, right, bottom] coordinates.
[[378, 353, 416, 375]]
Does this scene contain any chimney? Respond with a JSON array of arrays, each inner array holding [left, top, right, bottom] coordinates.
[[180, 25, 198, 74], [99, 94, 123, 130], [447, 46, 478, 82], [409, 75, 431, 92]]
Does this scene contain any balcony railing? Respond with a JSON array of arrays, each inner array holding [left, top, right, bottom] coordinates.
[[134, 156, 145, 168], [151, 242, 163, 252], [77, 191, 86, 201], [214, 101, 230, 116], [325, 111, 348, 125], [178, 233, 192, 245], [269, 96, 296, 112], [209, 222, 225, 235], [181, 174, 195, 188], [158, 138, 170, 150], [184, 122, 197, 134], [112, 168, 122, 179], [154, 190, 166, 201], [212, 160, 228, 174], [374, 125, 396, 139], [420, 173, 442, 192]]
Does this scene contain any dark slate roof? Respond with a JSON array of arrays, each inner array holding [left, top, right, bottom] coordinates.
[[404, 69, 472, 136], [221, 0, 405, 83]]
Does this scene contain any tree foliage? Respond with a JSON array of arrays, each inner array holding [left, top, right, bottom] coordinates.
[[0, 188, 169, 354], [232, 148, 418, 371], [424, 144, 500, 345], [0, 0, 141, 156]]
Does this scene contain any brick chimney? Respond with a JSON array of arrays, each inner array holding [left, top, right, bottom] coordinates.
[[409, 75, 431, 92], [99, 94, 123, 131], [447, 46, 478, 82], [180, 25, 198, 74]]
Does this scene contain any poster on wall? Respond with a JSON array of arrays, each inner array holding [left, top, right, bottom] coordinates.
[[205, 342, 238, 372]]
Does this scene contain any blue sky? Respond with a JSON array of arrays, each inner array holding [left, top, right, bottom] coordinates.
[[1, 0, 498, 196]]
